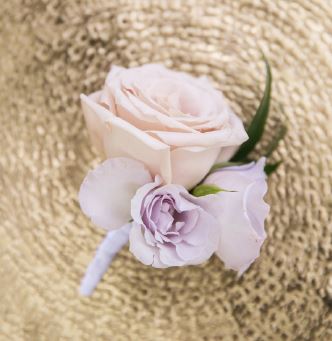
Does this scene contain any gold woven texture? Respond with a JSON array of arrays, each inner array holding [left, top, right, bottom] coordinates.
[[1, 0, 332, 340]]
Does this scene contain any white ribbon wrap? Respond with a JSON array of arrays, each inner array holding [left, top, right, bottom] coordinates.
[[80, 223, 132, 296]]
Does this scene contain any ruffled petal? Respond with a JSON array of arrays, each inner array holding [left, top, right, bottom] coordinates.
[[131, 176, 162, 224], [170, 146, 220, 189], [182, 209, 219, 265], [129, 223, 165, 268], [245, 180, 270, 239], [159, 244, 185, 267], [79, 157, 152, 230]]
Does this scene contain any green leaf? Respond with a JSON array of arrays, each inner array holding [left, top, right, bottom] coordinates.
[[264, 161, 282, 176], [231, 55, 272, 162], [208, 161, 243, 174], [191, 184, 222, 197], [264, 123, 287, 157], [191, 184, 236, 197]]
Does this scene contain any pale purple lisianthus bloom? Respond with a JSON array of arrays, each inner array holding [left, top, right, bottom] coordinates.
[[204, 158, 270, 274], [129, 176, 219, 268]]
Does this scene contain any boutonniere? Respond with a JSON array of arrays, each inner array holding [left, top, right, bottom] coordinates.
[[78, 57, 286, 296]]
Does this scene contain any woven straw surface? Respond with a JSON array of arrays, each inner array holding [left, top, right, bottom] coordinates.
[[1, 0, 332, 340]]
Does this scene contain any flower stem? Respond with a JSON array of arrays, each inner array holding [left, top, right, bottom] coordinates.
[[79, 223, 132, 296]]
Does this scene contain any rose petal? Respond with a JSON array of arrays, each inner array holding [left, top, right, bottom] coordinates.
[[148, 128, 242, 148], [124, 91, 196, 132], [215, 145, 239, 163], [80, 92, 115, 156], [80, 94, 172, 184], [99, 65, 125, 111], [170, 146, 221, 189], [147, 111, 247, 148]]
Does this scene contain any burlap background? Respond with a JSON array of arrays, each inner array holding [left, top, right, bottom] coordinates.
[[1, 0, 332, 340]]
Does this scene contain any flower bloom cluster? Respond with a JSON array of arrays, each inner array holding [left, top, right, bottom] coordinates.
[[78, 64, 270, 296]]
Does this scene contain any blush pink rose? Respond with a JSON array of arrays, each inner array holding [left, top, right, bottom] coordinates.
[[81, 64, 248, 189]]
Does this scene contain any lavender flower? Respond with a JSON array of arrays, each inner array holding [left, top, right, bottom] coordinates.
[[129, 176, 219, 268]]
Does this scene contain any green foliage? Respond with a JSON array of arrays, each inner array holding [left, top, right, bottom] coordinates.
[[265, 123, 287, 158], [232, 56, 272, 162], [191, 184, 236, 197], [264, 161, 282, 175]]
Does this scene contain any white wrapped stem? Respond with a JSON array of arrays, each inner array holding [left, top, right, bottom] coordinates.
[[80, 223, 132, 296]]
